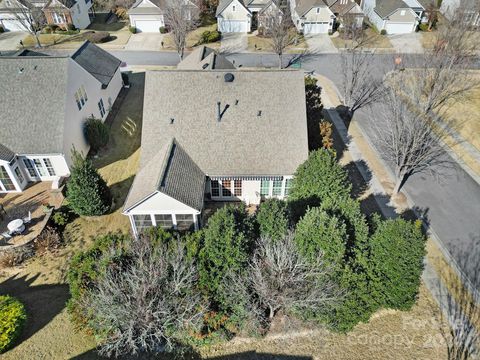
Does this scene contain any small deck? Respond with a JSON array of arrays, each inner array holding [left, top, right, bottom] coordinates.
[[0, 182, 64, 248]]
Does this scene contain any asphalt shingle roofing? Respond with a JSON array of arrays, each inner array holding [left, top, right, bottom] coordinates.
[[71, 41, 122, 88], [177, 46, 235, 70], [124, 69, 309, 211], [0, 42, 121, 157], [375, 0, 410, 18], [0, 56, 69, 156]]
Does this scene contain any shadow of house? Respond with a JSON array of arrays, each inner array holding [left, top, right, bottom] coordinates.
[[92, 72, 146, 170], [0, 274, 69, 351], [109, 175, 135, 212]]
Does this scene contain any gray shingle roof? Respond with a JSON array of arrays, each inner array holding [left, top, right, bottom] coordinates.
[[0, 56, 69, 156], [0, 143, 15, 162], [128, 0, 165, 14], [124, 138, 205, 211], [125, 69, 308, 213], [295, 0, 329, 17], [160, 140, 205, 210], [216, 0, 249, 15], [143, 69, 308, 175], [374, 0, 410, 18], [0, 42, 121, 158], [71, 41, 121, 88], [177, 46, 235, 70]]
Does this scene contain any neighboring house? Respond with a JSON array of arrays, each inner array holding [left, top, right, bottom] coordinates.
[[290, 0, 336, 34], [360, 0, 428, 34], [330, 0, 365, 29], [216, 0, 280, 33], [42, 0, 94, 30], [128, 0, 197, 33], [441, 0, 480, 27], [0, 0, 45, 32], [123, 69, 308, 236], [0, 41, 123, 194], [176, 45, 236, 69]]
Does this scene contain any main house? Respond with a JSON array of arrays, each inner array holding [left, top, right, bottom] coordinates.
[[0, 41, 122, 193], [360, 0, 429, 34], [0, 0, 93, 32], [128, 0, 197, 33], [123, 68, 308, 236]]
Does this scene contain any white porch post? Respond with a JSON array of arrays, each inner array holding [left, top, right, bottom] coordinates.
[[193, 213, 199, 231], [172, 213, 178, 229], [129, 215, 138, 238]]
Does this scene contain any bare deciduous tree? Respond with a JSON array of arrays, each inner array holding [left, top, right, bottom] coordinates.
[[249, 232, 340, 320], [263, 0, 294, 69], [339, 29, 385, 118], [374, 85, 455, 194], [375, 6, 480, 194], [432, 236, 480, 360], [7, 0, 45, 48], [164, 0, 200, 60], [82, 236, 205, 357]]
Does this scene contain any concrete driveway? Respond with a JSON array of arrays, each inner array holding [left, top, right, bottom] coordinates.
[[220, 33, 247, 54], [125, 33, 166, 51], [389, 33, 424, 53], [0, 31, 26, 51], [305, 34, 338, 54]]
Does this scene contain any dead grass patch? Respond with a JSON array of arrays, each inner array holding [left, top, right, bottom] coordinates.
[[331, 28, 393, 49]]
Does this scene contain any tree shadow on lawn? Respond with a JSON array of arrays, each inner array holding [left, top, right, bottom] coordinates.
[[110, 175, 135, 212], [0, 273, 69, 351], [93, 72, 145, 170], [71, 348, 314, 360]]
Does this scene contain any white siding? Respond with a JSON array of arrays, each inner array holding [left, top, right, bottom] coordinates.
[[217, 0, 251, 32], [63, 59, 122, 167], [70, 0, 91, 29], [361, 0, 386, 30], [125, 191, 201, 237], [0, 159, 23, 193]]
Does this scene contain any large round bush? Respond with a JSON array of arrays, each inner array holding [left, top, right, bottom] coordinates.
[[0, 295, 27, 353]]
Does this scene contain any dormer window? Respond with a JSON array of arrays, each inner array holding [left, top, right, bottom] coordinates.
[[233, 5, 236, 11], [400, 10, 406, 16]]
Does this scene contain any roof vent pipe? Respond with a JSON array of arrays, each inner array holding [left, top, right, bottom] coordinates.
[[224, 73, 234, 82], [217, 102, 221, 122]]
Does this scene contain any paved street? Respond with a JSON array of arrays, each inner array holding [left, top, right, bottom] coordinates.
[[37, 48, 480, 291]]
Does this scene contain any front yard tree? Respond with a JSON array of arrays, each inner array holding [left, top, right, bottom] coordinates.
[[249, 232, 340, 320], [84, 236, 205, 357], [368, 216, 427, 310], [263, 0, 294, 69], [198, 205, 251, 308], [9, 0, 46, 48], [255, 198, 289, 241], [374, 86, 454, 194], [66, 150, 112, 216], [164, 0, 200, 60], [339, 45, 384, 119]]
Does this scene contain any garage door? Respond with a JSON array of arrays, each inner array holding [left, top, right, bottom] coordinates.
[[385, 22, 415, 34], [0, 19, 25, 32], [218, 19, 248, 33], [303, 22, 329, 34], [134, 20, 162, 33]]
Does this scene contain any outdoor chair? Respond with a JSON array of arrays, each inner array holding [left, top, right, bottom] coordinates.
[[1, 232, 12, 239], [23, 211, 32, 224]]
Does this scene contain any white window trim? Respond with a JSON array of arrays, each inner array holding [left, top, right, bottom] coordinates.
[[130, 213, 199, 237]]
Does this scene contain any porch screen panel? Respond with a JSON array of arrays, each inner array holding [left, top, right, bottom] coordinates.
[[133, 214, 153, 234], [154, 214, 173, 229], [23, 159, 37, 177], [33, 159, 47, 176], [176, 214, 194, 231], [272, 180, 282, 196], [260, 180, 270, 196], [0, 166, 16, 191], [222, 180, 232, 197]]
